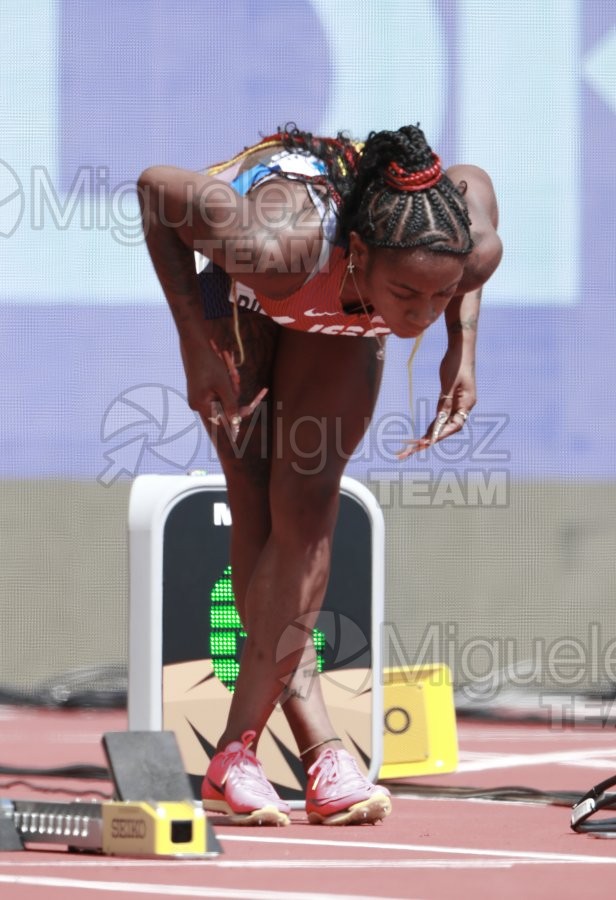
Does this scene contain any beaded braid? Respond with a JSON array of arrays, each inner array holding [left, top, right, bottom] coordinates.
[[265, 123, 473, 256], [263, 123, 362, 211]]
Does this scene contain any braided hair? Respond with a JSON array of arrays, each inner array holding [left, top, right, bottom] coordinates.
[[272, 123, 473, 255]]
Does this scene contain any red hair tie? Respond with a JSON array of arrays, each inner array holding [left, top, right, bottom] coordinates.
[[384, 153, 442, 192]]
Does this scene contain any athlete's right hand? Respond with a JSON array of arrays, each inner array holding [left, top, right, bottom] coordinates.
[[180, 337, 267, 442]]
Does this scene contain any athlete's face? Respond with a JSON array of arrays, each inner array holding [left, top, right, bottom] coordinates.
[[349, 235, 465, 338]]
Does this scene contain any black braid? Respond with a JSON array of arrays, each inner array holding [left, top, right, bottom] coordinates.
[[271, 122, 473, 255]]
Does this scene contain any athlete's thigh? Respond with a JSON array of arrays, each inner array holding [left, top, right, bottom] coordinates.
[[270, 329, 384, 485], [202, 311, 280, 477]]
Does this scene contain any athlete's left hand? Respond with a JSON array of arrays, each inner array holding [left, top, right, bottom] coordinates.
[[397, 346, 477, 460]]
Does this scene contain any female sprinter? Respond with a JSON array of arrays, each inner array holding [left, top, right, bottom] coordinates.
[[138, 124, 502, 826]]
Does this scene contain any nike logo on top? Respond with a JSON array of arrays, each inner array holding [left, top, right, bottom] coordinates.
[[304, 308, 339, 317]]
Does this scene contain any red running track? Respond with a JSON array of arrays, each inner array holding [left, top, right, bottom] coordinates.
[[0, 706, 615, 900]]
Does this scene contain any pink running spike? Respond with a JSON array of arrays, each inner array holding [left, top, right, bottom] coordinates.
[[201, 731, 290, 826], [306, 747, 392, 826]]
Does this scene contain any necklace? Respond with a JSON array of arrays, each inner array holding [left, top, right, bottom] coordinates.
[[342, 259, 386, 362]]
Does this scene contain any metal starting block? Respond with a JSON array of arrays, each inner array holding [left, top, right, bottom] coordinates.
[[0, 731, 222, 859]]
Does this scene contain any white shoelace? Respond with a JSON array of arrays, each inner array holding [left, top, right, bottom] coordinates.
[[308, 748, 367, 791], [220, 738, 277, 799]]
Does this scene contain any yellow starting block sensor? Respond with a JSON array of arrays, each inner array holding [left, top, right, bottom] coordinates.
[[102, 800, 214, 858], [379, 664, 459, 781], [100, 731, 221, 858], [0, 732, 222, 859]]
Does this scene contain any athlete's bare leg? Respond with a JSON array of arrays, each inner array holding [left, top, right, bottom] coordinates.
[[204, 320, 382, 769]]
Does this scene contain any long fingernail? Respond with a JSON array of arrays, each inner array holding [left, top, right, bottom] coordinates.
[[230, 415, 242, 441]]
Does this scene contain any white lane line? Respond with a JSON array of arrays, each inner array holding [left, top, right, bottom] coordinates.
[[0, 858, 502, 870], [209, 856, 613, 868], [220, 834, 616, 865], [0, 856, 614, 873], [0, 860, 507, 872], [456, 746, 616, 773], [388, 794, 550, 808], [0, 876, 413, 900], [0, 857, 528, 871]]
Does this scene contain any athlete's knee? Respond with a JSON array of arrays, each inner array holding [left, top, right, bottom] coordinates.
[[269, 468, 341, 546]]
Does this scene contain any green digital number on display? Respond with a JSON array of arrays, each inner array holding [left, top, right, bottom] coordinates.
[[210, 566, 325, 692]]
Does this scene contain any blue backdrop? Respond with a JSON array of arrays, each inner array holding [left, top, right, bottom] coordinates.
[[1, 0, 614, 481]]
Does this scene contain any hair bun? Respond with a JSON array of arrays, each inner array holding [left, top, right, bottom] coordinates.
[[358, 125, 434, 184]]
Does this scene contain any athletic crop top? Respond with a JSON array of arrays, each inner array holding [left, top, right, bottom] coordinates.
[[195, 142, 391, 340]]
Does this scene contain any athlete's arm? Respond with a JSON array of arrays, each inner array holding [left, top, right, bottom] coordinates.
[[444, 163, 502, 345], [398, 167, 502, 458], [138, 166, 323, 338], [137, 165, 321, 427]]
